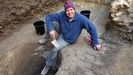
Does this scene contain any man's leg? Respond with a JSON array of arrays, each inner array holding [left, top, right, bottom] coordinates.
[[38, 21, 60, 44], [41, 35, 69, 75], [53, 21, 60, 34]]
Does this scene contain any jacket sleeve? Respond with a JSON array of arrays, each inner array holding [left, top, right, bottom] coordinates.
[[45, 13, 60, 32], [81, 16, 99, 45]]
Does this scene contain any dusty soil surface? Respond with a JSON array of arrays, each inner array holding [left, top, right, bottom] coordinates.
[[56, 1, 133, 75], [0, 1, 133, 75]]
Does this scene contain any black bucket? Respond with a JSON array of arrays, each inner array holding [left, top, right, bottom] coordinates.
[[80, 10, 91, 19], [33, 21, 45, 35]]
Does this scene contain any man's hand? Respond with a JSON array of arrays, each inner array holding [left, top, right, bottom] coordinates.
[[94, 44, 102, 50], [49, 30, 58, 39]]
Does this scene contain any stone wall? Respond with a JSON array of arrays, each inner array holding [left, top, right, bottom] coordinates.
[[106, 0, 133, 41]]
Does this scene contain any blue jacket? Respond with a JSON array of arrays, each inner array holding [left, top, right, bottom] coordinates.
[[45, 11, 99, 45]]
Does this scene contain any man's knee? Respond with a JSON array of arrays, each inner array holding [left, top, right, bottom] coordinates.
[[52, 21, 60, 34]]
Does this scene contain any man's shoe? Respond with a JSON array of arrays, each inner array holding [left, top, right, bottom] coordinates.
[[41, 65, 50, 75], [38, 36, 50, 45]]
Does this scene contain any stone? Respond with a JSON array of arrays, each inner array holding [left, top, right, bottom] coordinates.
[[0, 26, 2, 29], [111, 0, 129, 12], [106, 0, 133, 41], [129, 13, 133, 19]]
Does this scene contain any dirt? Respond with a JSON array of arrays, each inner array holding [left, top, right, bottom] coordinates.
[[0, 0, 64, 42], [0, 0, 133, 75]]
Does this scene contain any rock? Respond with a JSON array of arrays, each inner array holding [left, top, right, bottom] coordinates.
[[111, 0, 129, 12], [110, 0, 129, 19], [106, 0, 133, 42], [113, 16, 120, 21], [129, 13, 133, 19], [0, 26, 2, 29], [32, 53, 38, 56]]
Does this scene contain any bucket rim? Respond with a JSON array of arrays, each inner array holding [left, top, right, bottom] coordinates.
[[33, 20, 44, 27], [80, 10, 91, 14]]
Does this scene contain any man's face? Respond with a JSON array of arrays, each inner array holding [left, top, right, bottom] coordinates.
[[66, 7, 75, 19]]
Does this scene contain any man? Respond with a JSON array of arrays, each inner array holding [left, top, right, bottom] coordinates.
[[40, 1, 102, 75]]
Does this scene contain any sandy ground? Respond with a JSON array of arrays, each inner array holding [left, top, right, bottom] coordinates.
[[0, 1, 133, 75]]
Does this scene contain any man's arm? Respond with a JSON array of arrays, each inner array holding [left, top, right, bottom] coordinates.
[[45, 13, 60, 33], [81, 16, 102, 50], [45, 13, 60, 39]]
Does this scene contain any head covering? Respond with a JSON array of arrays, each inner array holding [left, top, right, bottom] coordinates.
[[64, 0, 75, 10]]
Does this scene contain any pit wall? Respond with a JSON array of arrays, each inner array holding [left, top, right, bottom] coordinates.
[[0, 0, 64, 34]]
